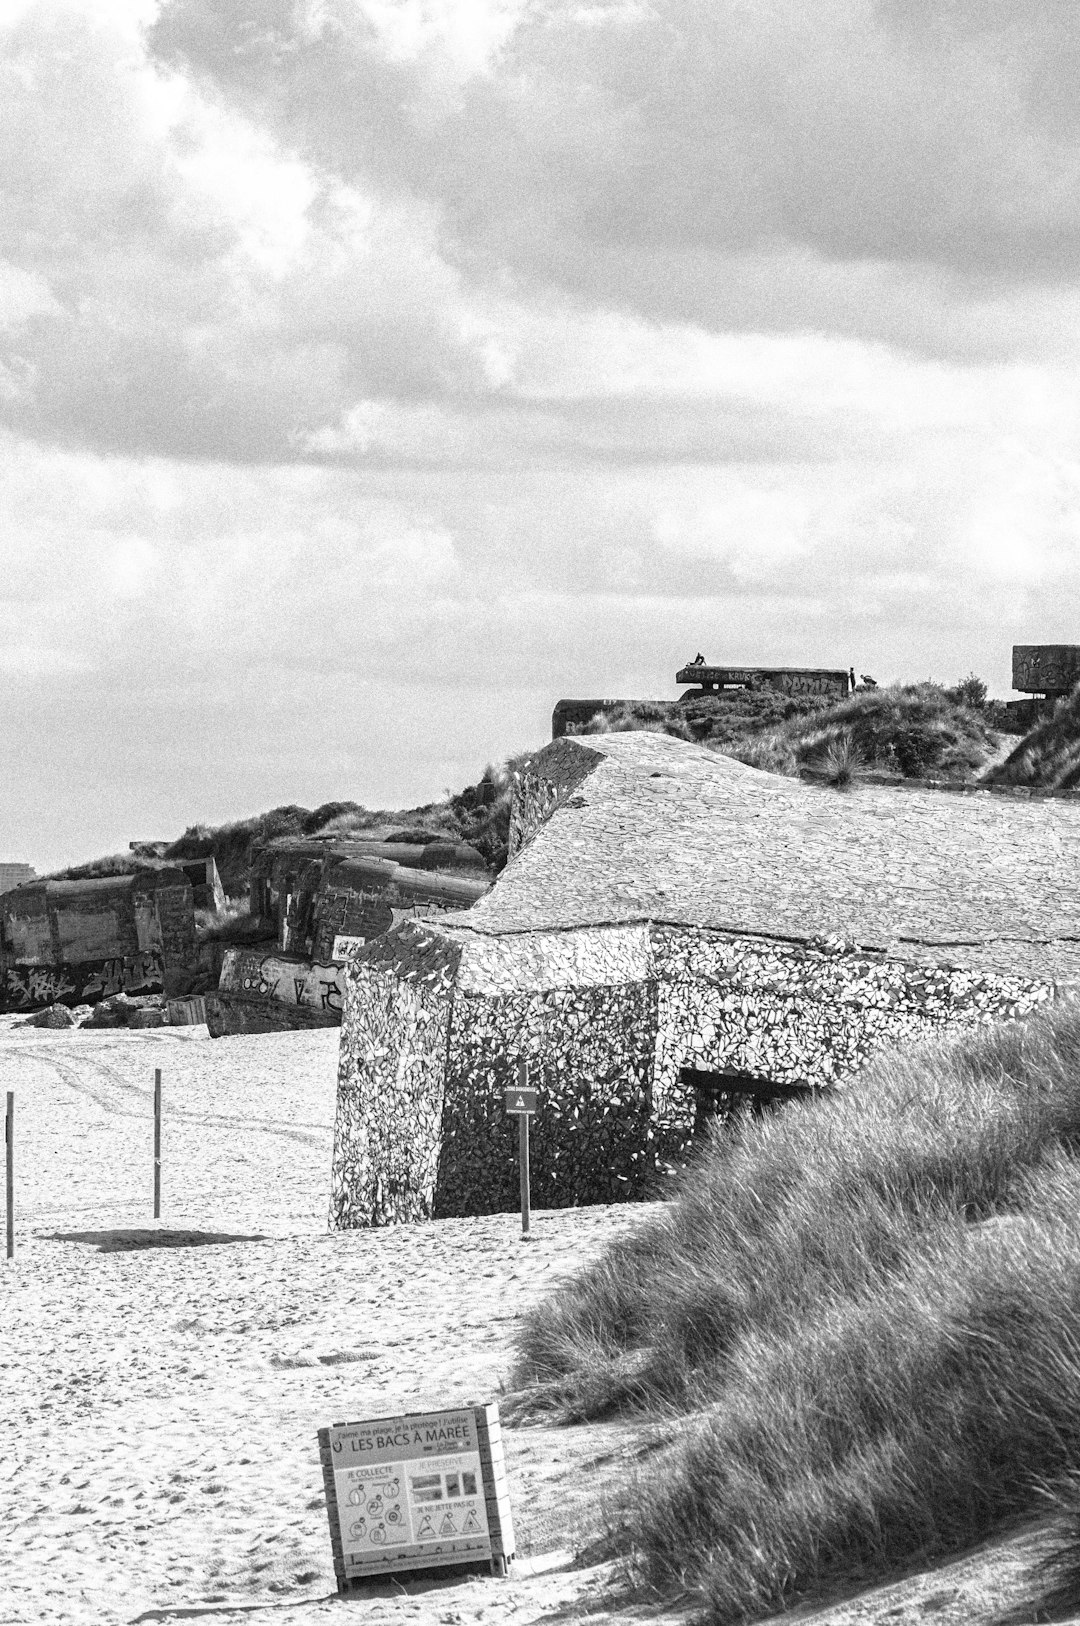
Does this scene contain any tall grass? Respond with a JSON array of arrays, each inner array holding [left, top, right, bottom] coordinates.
[[510, 1000, 1080, 1620], [985, 683, 1080, 791], [619, 1185, 1080, 1621], [726, 682, 997, 782], [574, 685, 993, 783], [513, 1002, 1080, 1418]]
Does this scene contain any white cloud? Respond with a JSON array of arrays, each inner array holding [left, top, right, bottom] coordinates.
[[6, 0, 1080, 867]]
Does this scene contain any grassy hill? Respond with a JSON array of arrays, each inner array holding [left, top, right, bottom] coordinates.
[[508, 999, 1080, 1623], [581, 681, 1001, 785], [45, 756, 530, 896]]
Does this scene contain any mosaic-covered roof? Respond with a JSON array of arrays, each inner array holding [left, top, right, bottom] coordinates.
[[441, 731, 1080, 980]]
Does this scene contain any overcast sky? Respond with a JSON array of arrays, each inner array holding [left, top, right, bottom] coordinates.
[[4, 0, 1080, 871]]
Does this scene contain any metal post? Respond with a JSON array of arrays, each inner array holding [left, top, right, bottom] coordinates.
[[519, 1112, 531, 1237], [517, 1060, 531, 1238], [153, 1069, 161, 1220], [5, 1092, 13, 1260]]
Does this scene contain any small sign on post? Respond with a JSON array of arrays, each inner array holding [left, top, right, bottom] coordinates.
[[317, 1404, 514, 1591], [504, 1062, 537, 1238]]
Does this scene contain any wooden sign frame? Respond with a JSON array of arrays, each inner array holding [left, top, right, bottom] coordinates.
[[318, 1403, 514, 1591]]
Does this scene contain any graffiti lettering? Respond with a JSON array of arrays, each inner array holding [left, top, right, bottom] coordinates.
[[4, 965, 78, 1009], [220, 949, 342, 1013], [81, 953, 163, 1003], [2, 950, 164, 1012]]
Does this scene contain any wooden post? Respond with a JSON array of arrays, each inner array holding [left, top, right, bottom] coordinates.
[[153, 1069, 161, 1220], [5, 1092, 13, 1261], [516, 1060, 531, 1239]]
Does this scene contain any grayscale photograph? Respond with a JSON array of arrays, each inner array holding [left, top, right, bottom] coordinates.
[[3, 3, 1080, 1624]]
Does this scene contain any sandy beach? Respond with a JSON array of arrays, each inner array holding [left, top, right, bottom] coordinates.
[[1, 1018, 1070, 1626], [0, 1020, 653, 1625]]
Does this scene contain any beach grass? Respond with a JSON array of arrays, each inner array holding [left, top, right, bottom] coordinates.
[[510, 999, 1080, 1620]]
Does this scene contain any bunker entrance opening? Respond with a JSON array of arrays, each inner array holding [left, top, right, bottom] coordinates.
[[680, 1066, 814, 1139]]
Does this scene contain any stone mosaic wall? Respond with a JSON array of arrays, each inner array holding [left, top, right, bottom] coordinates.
[[507, 739, 602, 860], [433, 979, 658, 1218], [650, 925, 1055, 1161], [330, 918, 1057, 1227], [330, 925, 461, 1229]]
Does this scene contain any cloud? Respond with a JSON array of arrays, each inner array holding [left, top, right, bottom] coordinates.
[[6, 0, 1080, 478], [0, 3, 508, 462], [6, 0, 1080, 871], [149, 0, 1080, 322]]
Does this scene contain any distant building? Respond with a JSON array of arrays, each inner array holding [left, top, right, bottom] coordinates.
[[1007, 645, 1080, 731], [0, 863, 36, 896]]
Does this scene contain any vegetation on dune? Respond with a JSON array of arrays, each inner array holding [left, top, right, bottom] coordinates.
[[42, 672, 1013, 896], [729, 682, 999, 782], [43, 754, 532, 895], [578, 689, 830, 748], [36, 852, 164, 882], [509, 999, 1080, 1621], [985, 682, 1080, 791], [580, 681, 1001, 784]]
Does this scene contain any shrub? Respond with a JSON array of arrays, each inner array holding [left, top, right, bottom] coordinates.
[[822, 729, 861, 787], [946, 672, 988, 711]]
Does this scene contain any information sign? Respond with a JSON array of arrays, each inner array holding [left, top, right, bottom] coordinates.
[[318, 1404, 514, 1590]]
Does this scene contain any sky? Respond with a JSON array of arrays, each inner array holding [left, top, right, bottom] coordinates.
[[4, 0, 1080, 871]]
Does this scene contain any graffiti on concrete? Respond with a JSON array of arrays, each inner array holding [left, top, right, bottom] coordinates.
[[81, 952, 163, 1003], [220, 948, 343, 1013], [3, 950, 164, 1011], [674, 665, 851, 699], [4, 965, 79, 1009], [1012, 645, 1080, 696]]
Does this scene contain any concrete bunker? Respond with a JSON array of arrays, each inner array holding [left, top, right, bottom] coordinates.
[[0, 869, 198, 1012], [213, 837, 492, 1033], [331, 732, 1080, 1227]]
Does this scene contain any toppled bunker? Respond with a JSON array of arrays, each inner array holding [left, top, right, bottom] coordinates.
[[213, 838, 492, 1032], [1, 869, 198, 1011]]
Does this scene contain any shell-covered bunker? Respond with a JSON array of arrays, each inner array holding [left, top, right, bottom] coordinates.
[[331, 732, 1080, 1227]]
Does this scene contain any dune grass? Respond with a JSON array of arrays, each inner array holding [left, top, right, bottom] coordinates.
[[579, 683, 997, 783], [44, 753, 533, 895], [510, 999, 1080, 1621], [728, 681, 998, 782], [985, 683, 1080, 791]]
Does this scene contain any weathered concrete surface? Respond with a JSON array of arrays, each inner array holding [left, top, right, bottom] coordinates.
[[1013, 644, 1080, 695], [332, 732, 1076, 1227], [1, 871, 198, 1011]]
